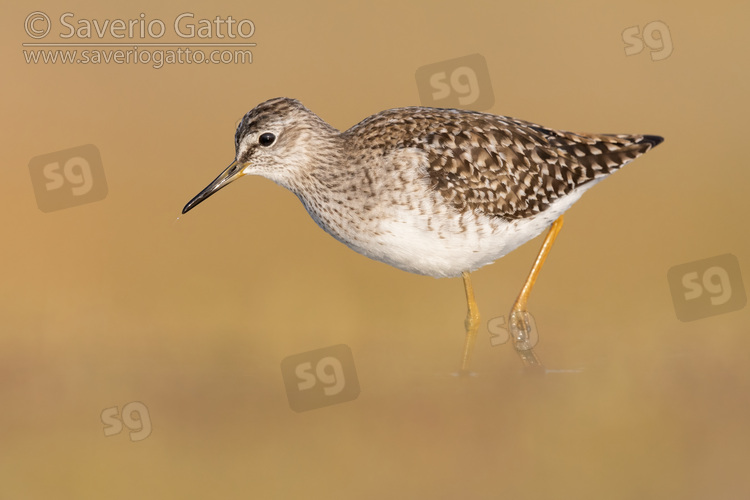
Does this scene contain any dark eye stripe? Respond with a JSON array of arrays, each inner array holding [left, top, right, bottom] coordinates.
[[238, 146, 256, 164]]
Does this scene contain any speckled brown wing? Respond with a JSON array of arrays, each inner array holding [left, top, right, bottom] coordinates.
[[350, 107, 663, 221]]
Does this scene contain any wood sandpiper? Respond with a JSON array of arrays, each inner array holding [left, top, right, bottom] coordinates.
[[183, 97, 663, 372]]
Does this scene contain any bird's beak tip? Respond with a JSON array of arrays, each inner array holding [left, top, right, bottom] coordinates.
[[181, 160, 244, 215]]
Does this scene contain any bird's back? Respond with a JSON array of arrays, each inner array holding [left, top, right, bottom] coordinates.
[[344, 107, 663, 222]]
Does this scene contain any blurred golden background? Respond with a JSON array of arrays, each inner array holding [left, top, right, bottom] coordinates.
[[2, 1, 749, 498]]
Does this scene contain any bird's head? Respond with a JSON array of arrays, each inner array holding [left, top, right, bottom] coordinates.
[[182, 97, 339, 214]]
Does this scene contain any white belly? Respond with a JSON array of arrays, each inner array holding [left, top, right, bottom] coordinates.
[[340, 181, 598, 278]]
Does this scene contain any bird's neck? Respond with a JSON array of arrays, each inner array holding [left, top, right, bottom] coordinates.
[[283, 133, 377, 238], [285, 133, 353, 198]]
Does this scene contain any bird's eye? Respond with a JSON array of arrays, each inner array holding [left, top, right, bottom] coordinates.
[[259, 132, 276, 147]]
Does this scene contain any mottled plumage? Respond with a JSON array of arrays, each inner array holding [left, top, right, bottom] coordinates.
[[185, 97, 663, 278], [343, 106, 662, 221]]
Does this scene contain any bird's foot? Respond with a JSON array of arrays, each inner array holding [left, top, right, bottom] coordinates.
[[508, 309, 538, 351], [508, 309, 544, 369]]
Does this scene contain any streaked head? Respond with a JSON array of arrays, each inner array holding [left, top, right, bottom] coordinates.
[[182, 97, 339, 214]]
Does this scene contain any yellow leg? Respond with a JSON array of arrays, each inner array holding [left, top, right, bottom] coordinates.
[[460, 271, 481, 373], [509, 215, 565, 368]]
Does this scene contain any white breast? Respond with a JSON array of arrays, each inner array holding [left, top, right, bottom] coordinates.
[[296, 149, 602, 278]]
